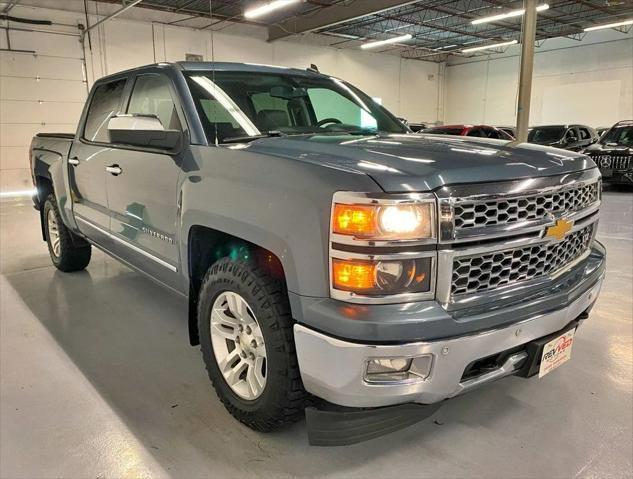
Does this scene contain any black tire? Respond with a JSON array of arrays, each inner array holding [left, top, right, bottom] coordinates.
[[43, 194, 91, 272], [197, 257, 307, 431]]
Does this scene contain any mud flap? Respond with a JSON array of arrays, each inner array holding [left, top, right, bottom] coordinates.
[[305, 402, 442, 446]]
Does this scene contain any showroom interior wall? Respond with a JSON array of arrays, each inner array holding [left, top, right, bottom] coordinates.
[[444, 29, 633, 127], [0, 1, 441, 194]]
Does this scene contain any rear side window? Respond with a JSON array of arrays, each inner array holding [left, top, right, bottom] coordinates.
[[127, 74, 182, 131], [579, 128, 590, 140], [83, 79, 126, 142], [425, 127, 463, 135], [467, 128, 486, 137]]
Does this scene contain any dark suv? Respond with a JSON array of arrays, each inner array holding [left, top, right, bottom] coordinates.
[[584, 120, 633, 185], [528, 124, 598, 151]]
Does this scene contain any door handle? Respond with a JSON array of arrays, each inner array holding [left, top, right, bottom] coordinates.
[[105, 165, 122, 176], [68, 157, 79, 166]]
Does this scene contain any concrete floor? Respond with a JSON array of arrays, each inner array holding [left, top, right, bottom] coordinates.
[[0, 188, 631, 479]]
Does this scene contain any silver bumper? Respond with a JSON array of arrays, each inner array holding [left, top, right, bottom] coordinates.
[[294, 276, 603, 408]]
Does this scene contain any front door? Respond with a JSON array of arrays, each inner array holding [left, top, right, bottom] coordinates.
[[105, 73, 184, 290], [69, 78, 127, 246]]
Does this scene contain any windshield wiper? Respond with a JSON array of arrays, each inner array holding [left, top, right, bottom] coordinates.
[[221, 130, 285, 144]]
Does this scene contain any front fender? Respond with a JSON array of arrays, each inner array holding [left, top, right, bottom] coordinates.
[[179, 145, 380, 297]]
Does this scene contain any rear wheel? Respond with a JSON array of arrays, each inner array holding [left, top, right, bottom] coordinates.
[[43, 194, 91, 272], [197, 257, 306, 431]]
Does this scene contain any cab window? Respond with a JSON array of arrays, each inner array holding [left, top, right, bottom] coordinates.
[[467, 128, 486, 137], [127, 74, 182, 131], [83, 79, 126, 143], [578, 128, 591, 140]]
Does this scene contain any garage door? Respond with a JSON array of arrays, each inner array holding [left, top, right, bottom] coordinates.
[[1, 28, 87, 193]]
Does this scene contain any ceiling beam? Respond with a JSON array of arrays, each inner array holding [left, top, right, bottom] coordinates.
[[268, 0, 420, 41]]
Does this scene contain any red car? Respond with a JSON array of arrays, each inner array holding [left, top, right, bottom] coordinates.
[[421, 124, 515, 140]]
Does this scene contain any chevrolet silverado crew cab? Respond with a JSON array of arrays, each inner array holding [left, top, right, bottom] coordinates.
[[30, 62, 605, 445]]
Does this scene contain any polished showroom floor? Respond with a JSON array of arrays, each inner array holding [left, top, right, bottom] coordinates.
[[1, 187, 631, 478]]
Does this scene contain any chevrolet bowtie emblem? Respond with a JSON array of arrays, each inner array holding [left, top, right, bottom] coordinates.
[[545, 219, 573, 241]]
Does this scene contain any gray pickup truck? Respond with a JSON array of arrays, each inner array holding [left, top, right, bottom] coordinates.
[[30, 62, 605, 445]]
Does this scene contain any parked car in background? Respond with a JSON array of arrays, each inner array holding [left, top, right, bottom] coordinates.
[[584, 120, 633, 185], [396, 118, 427, 132], [421, 124, 514, 140], [596, 127, 610, 138], [527, 124, 598, 151], [408, 122, 427, 132], [497, 126, 516, 139]]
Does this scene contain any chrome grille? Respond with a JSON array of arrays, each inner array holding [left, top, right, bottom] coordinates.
[[593, 155, 632, 170], [453, 182, 599, 230], [451, 224, 594, 296]]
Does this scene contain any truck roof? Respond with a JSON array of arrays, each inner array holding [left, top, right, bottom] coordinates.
[[176, 61, 327, 77], [93, 61, 329, 83]]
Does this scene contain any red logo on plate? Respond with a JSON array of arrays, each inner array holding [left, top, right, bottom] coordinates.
[[556, 335, 573, 353]]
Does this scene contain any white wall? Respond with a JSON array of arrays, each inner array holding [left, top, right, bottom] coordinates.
[[444, 30, 633, 127], [0, 1, 439, 193]]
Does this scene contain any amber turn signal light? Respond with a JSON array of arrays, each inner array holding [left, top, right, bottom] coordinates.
[[332, 259, 376, 291], [332, 204, 377, 237]]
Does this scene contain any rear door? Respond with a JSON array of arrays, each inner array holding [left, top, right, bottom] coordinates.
[[69, 78, 127, 246], [105, 73, 184, 289]]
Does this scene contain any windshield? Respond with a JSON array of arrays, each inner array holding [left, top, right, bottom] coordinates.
[[528, 126, 566, 143], [600, 125, 633, 147], [186, 71, 407, 143]]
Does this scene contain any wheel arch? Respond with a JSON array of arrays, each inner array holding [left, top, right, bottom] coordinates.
[[186, 224, 291, 346]]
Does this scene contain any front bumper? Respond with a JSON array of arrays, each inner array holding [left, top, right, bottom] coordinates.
[[294, 275, 603, 408]]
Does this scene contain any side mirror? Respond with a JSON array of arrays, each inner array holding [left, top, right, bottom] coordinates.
[[108, 114, 181, 150]]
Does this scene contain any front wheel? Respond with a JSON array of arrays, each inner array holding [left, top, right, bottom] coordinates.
[[197, 258, 306, 431]]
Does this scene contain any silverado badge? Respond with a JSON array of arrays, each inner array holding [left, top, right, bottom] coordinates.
[[545, 218, 573, 241]]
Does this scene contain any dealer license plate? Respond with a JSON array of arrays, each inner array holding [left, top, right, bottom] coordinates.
[[539, 328, 576, 378]]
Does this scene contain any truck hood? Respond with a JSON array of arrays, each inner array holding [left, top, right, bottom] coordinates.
[[241, 133, 596, 192], [584, 143, 633, 155]]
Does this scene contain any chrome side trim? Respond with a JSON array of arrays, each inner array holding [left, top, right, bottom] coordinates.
[[75, 215, 178, 272], [75, 215, 110, 237], [436, 168, 601, 243]]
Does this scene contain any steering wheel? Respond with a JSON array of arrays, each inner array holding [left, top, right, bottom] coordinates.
[[316, 118, 343, 128]]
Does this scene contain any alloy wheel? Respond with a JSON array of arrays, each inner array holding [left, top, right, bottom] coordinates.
[[47, 208, 61, 258], [210, 291, 267, 400]]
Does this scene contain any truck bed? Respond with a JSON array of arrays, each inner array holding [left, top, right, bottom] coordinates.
[[35, 133, 75, 140]]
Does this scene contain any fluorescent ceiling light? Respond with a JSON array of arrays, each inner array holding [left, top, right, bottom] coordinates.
[[584, 19, 633, 31], [244, 0, 299, 19], [472, 4, 549, 25], [462, 39, 518, 53], [361, 34, 412, 49]]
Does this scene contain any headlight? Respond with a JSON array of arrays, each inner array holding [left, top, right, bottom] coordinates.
[[332, 257, 432, 296], [329, 192, 437, 304], [332, 193, 436, 243]]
